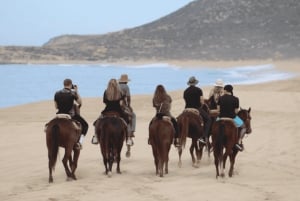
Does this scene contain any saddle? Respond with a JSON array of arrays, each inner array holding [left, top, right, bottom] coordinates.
[[183, 108, 199, 116], [44, 114, 81, 132], [101, 111, 128, 127]]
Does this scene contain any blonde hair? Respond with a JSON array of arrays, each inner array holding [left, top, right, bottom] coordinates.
[[105, 79, 122, 101]]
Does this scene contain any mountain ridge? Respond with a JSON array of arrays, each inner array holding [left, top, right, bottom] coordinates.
[[1, 0, 299, 63]]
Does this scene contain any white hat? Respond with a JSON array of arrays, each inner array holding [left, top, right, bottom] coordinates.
[[214, 79, 224, 87]]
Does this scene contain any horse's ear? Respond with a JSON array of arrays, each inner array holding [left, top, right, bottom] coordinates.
[[248, 107, 251, 113]]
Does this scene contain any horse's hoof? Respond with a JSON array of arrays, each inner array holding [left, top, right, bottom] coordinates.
[[125, 151, 131, 158], [107, 171, 112, 177], [49, 178, 53, 183], [178, 161, 182, 168]]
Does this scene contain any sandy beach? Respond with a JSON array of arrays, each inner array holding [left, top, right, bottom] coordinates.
[[0, 60, 299, 201]]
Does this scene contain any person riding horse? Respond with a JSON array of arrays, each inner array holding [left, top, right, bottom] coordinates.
[[54, 78, 89, 150], [183, 76, 212, 146], [151, 84, 179, 147], [92, 78, 131, 146], [216, 84, 246, 151], [118, 74, 136, 146]]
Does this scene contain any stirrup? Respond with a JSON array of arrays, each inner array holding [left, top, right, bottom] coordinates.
[[198, 138, 206, 145], [174, 138, 180, 147], [91, 135, 98, 145], [75, 142, 82, 150], [235, 143, 244, 151]]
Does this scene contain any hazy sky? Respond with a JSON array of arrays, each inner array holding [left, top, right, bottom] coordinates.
[[0, 0, 194, 46]]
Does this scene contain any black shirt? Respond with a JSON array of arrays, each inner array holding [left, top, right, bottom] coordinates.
[[218, 94, 239, 118], [184, 85, 203, 109], [54, 88, 77, 114]]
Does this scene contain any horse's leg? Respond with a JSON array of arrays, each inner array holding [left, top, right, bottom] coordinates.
[[71, 149, 80, 180], [116, 148, 122, 174], [220, 154, 225, 178], [191, 140, 200, 167], [48, 154, 54, 183], [178, 147, 183, 168], [213, 151, 220, 178], [229, 150, 238, 177], [62, 148, 73, 179], [158, 159, 163, 177]]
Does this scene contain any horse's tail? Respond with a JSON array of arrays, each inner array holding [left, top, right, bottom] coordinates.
[[215, 121, 225, 164], [180, 116, 189, 148], [50, 124, 60, 171]]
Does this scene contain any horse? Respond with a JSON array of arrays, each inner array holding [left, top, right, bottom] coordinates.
[[211, 107, 252, 178], [94, 112, 127, 177], [148, 113, 174, 177], [45, 115, 81, 183], [176, 108, 206, 168]]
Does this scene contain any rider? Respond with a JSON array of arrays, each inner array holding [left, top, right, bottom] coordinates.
[[217, 84, 246, 151], [118, 74, 136, 146], [91, 78, 131, 145], [208, 79, 224, 111], [183, 76, 212, 147], [152, 84, 179, 147], [54, 78, 89, 150]]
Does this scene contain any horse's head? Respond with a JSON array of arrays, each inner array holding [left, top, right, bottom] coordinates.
[[238, 107, 252, 134]]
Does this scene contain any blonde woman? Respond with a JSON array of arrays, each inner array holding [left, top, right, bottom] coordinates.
[[152, 84, 179, 147]]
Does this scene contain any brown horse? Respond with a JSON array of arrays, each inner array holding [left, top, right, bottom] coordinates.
[[211, 107, 252, 178], [148, 113, 174, 177], [176, 109, 206, 168], [94, 113, 127, 177], [45, 116, 81, 183]]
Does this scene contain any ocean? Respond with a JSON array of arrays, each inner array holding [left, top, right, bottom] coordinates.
[[0, 63, 294, 108]]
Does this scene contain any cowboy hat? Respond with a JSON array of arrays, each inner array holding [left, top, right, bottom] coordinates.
[[214, 79, 224, 87], [118, 74, 131, 82], [187, 76, 199, 85]]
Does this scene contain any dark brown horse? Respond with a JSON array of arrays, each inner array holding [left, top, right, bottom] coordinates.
[[176, 109, 205, 168], [94, 113, 127, 177], [211, 107, 252, 178], [45, 116, 81, 183], [148, 114, 174, 177]]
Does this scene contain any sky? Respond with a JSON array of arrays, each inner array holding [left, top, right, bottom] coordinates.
[[0, 0, 194, 46]]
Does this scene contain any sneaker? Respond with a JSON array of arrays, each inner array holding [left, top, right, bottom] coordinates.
[[126, 138, 134, 146], [75, 142, 82, 150], [235, 143, 244, 151], [91, 135, 98, 145]]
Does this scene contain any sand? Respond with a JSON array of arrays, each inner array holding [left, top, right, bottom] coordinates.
[[0, 60, 299, 201]]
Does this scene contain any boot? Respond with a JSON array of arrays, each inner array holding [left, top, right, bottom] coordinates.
[[126, 137, 134, 146]]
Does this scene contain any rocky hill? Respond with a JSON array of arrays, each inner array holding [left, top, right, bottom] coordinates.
[[1, 0, 299, 63]]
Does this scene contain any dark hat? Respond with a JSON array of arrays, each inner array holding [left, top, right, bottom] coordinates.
[[224, 84, 233, 94], [187, 76, 199, 85], [118, 74, 130, 82]]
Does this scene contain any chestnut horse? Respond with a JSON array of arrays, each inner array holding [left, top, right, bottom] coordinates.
[[176, 109, 206, 168], [148, 113, 174, 177], [45, 116, 81, 183], [94, 113, 127, 177], [211, 107, 252, 178]]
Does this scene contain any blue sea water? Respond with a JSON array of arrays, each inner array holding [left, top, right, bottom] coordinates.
[[0, 63, 295, 108]]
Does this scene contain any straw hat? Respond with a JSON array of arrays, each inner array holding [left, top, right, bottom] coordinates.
[[187, 76, 199, 85], [118, 74, 130, 82], [214, 79, 224, 87]]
